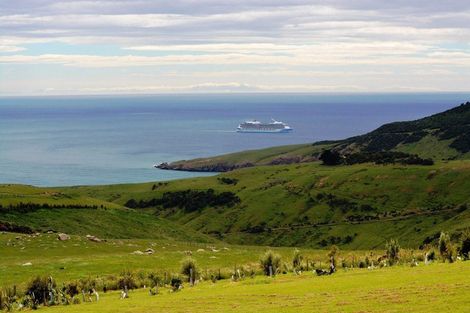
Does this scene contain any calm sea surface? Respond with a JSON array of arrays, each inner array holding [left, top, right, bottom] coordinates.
[[1, 93, 469, 186]]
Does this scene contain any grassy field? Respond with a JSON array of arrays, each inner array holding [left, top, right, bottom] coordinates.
[[37, 262, 470, 313], [1, 231, 372, 288]]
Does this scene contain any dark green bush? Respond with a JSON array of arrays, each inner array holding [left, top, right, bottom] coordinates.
[[170, 277, 183, 291], [27, 276, 55, 305], [319, 150, 342, 166], [459, 229, 470, 260], [439, 232, 454, 263]]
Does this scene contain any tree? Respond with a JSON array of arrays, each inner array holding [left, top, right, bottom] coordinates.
[[319, 150, 342, 166]]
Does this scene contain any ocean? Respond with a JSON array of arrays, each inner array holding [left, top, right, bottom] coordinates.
[[0, 93, 468, 186]]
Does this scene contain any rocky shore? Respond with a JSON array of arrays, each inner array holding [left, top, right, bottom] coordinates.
[[155, 162, 255, 172]]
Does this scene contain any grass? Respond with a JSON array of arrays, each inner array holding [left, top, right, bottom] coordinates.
[[167, 143, 327, 169], [0, 231, 366, 288], [37, 262, 470, 313]]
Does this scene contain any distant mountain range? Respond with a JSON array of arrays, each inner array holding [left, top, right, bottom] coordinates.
[[158, 101, 470, 172]]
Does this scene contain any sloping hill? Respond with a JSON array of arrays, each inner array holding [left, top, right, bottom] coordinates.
[[0, 184, 214, 242], [158, 102, 470, 171], [68, 161, 470, 249]]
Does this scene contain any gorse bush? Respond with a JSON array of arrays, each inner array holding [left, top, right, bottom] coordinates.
[[386, 239, 400, 265], [180, 258, 198, 283], [260, 250, 281, 276]]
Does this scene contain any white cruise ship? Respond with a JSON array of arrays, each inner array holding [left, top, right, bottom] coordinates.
[[236, 119, 293, 133]]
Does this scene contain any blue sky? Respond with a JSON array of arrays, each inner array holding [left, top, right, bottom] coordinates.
[[1, 0, 470, 95]]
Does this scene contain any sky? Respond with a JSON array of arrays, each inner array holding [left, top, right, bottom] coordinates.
[[1, 0, 470, 95]]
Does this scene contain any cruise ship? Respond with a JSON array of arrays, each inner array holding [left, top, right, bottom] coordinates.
[[236, 119, 293, 133]]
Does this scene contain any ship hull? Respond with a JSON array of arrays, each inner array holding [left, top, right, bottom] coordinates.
[[236, 128, 292, 133]]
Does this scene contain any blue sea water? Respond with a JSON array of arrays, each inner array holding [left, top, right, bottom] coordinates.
[[0, 93, 469, 186]]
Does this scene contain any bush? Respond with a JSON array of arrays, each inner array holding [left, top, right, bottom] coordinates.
[[386, 239, 400, 265], [427, 250, 436, 262], [63, 281, 80, 298], [170, 277, 183, 291], [117, 270, 137, 290], [292, 249, 303, 270], [147, 272, 161, 288], [180, 258, 198, 283], [438, 232, 454, 262], [0, 286, 18, 311], [260, 251, 281, 276], [319, 150, 342, 166], [328, 245, 339, 271], [27, 276, 55, 305], [460, 229, 470, 260]]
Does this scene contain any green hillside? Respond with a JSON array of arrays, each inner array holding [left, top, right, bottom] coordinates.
[[158, 102, 470, 171], [63, 161, 470, 249], [0, 184, 213, 242]]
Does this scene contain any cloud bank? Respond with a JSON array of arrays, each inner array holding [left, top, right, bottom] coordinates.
[[1, 0, 470, 95]]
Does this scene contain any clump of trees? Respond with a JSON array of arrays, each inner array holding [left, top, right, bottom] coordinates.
[[217, 177, 239, 185], [319, 149, 434, 166], [0, 202, 103, 213], [125, 189, 240, 212], [260, 251, 281, 276], [344, 151, 434, 166]]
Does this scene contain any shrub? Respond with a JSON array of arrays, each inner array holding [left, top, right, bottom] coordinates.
[[292, 249, 303, 270], [260, 250, 281, 276], [460, 229, 470, 260], [427, 250, 436, 262], [147, 272, 161, 288], [180, 258, 198, 283], [27, 276, 55, 305], [0, 286, 18, 311], [63, 281, 80, 298], [386, 239, 400, 265], [117, 270, 137, 290], [328, 245, 339, 271], [170, 277, 183, 291], [438, 232, 454, 262], [319, 150, 342, 166]]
